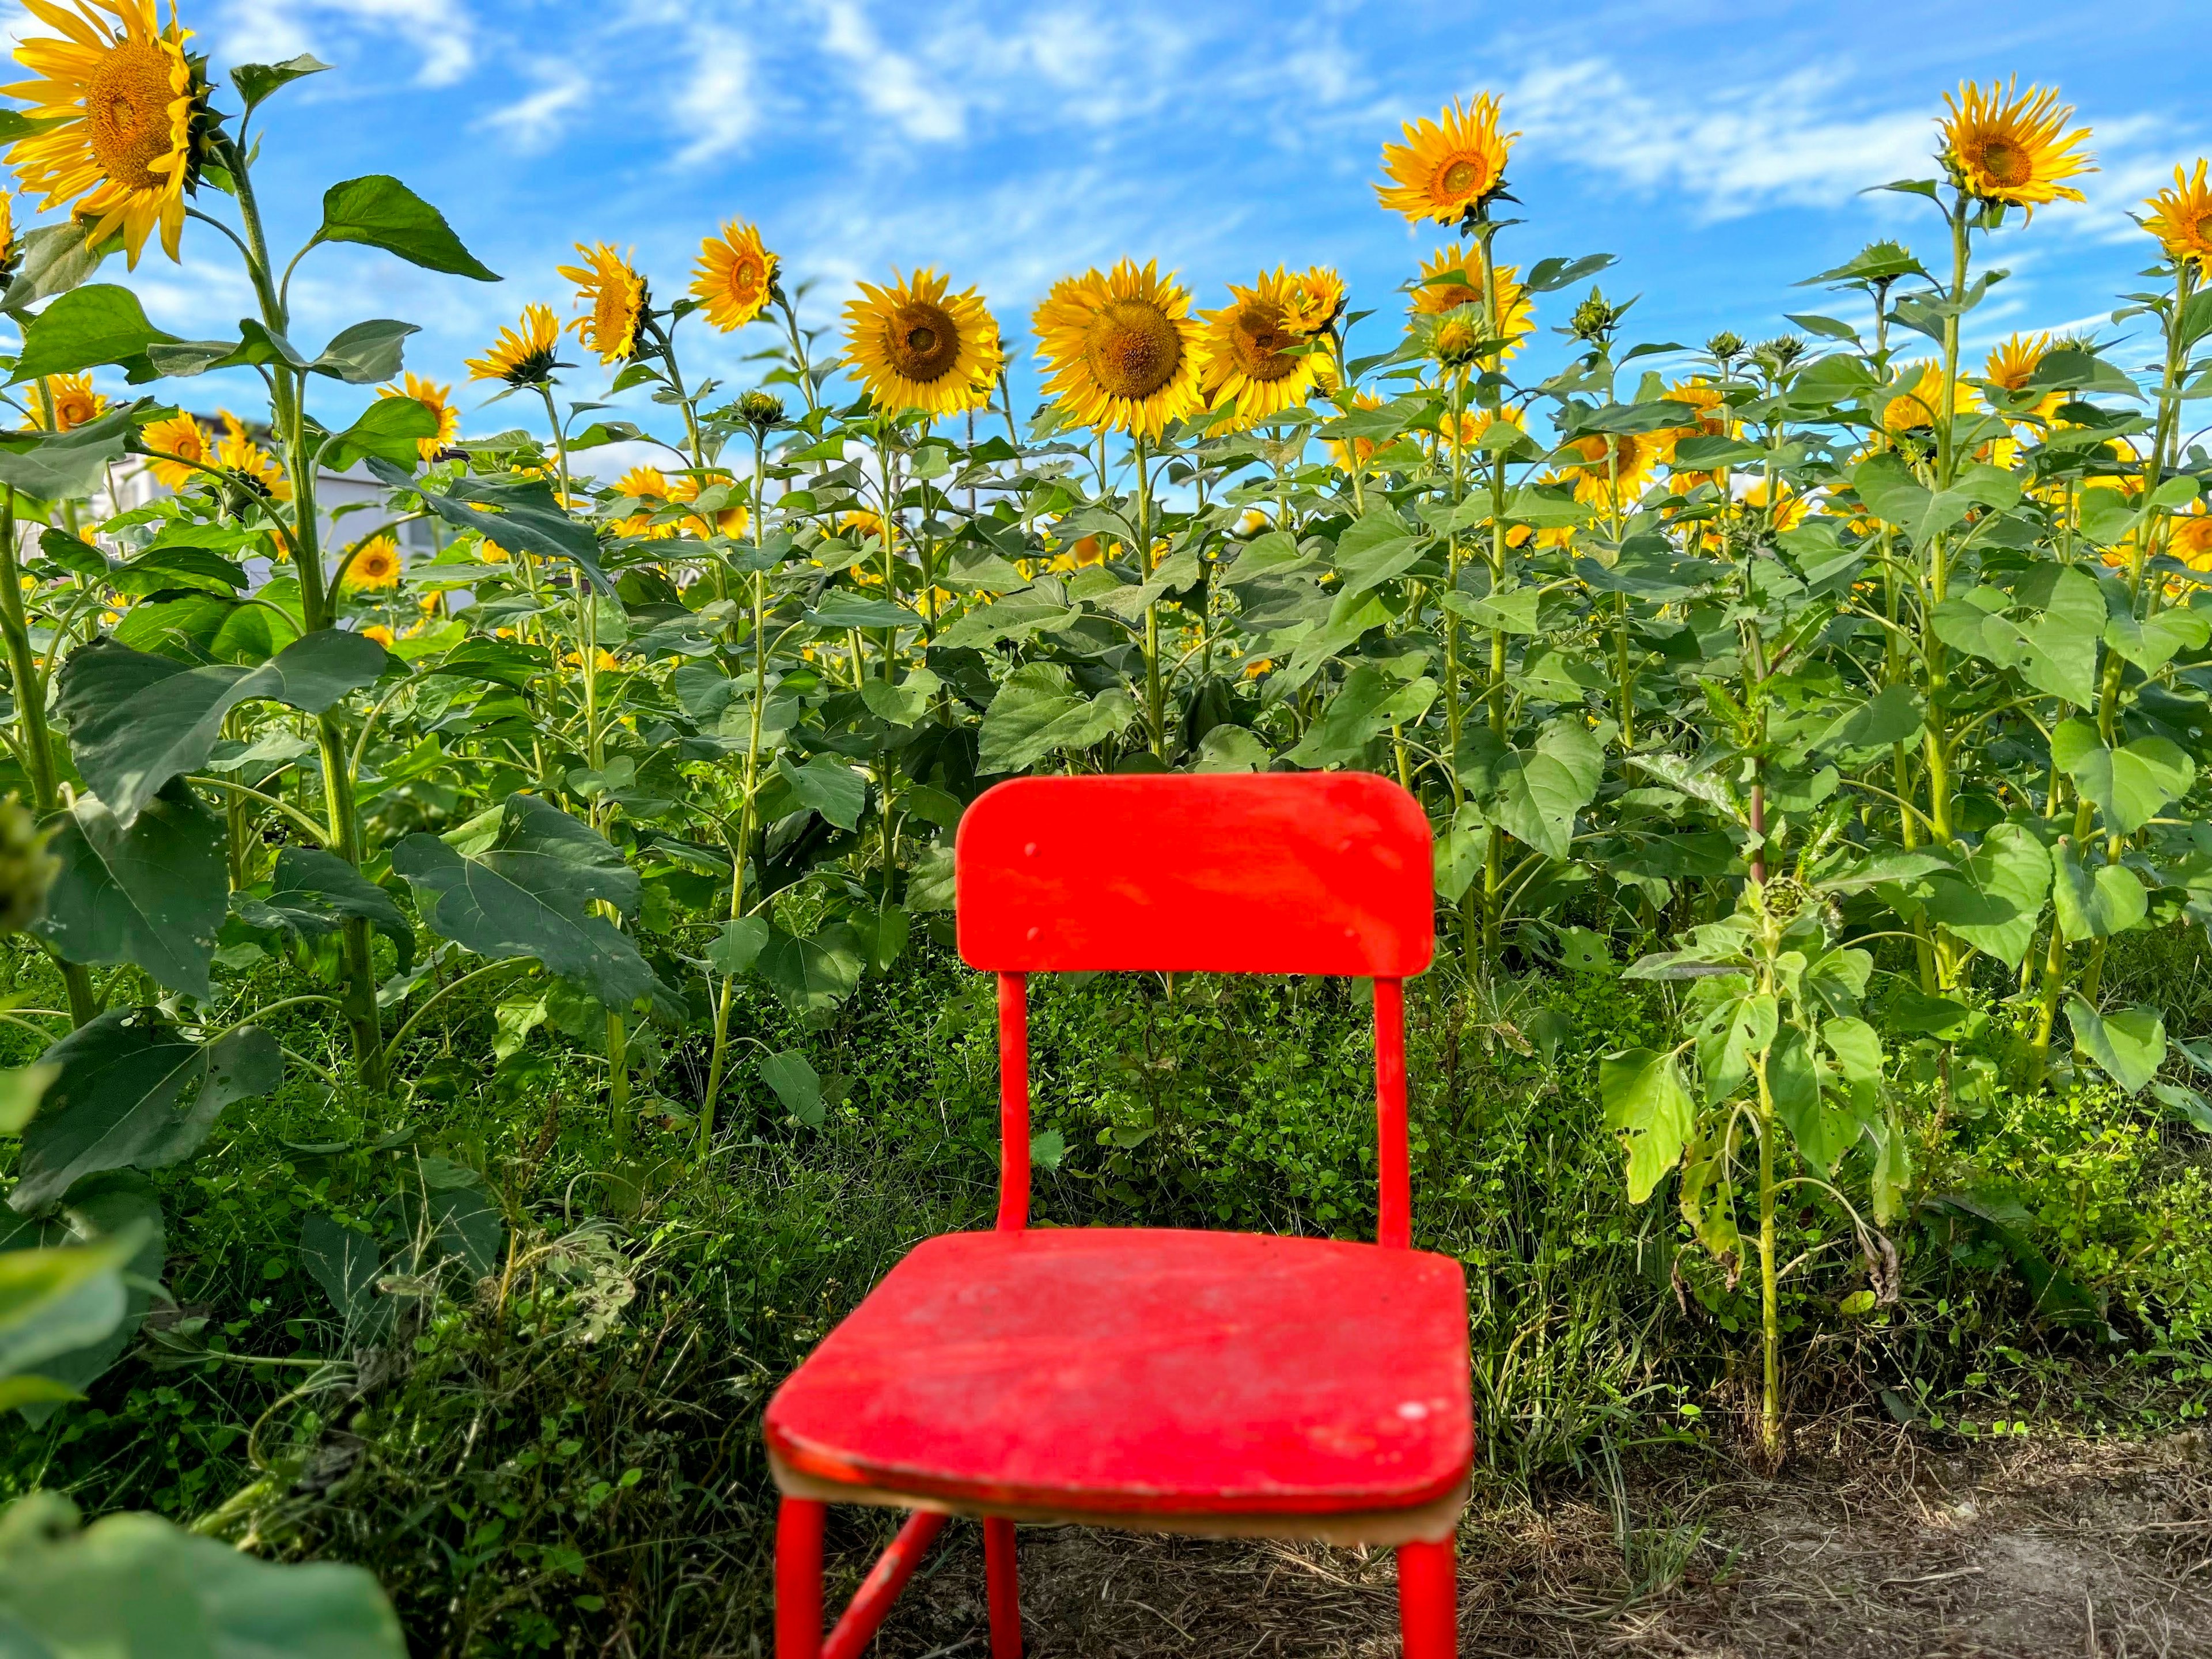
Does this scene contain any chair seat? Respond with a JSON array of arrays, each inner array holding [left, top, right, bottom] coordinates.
[[764, 1228, 1472, 1525]]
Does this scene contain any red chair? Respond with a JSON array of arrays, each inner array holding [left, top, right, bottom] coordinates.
[[765, 773, 1469, 1657]]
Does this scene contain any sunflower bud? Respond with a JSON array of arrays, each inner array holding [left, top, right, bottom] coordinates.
[[737, 391, 786, 432], [1755, 335, 1806, 372], [1706, 331, 1746, 368], [1570, 287, 1626, 349], [1430, 316, 1482, 366], [0, 794, 57, 935]]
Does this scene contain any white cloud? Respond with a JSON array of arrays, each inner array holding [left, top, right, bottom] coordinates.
[[1506, 58, 1936, 222], [479, 62, 592, 153], [215, 0, 475, 89], [671, 24, 760, 165], [816, 0, 965, 143]]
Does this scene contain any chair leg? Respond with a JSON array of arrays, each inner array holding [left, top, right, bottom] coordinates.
[[1397, 1535, 1457, 1659], [776, 1497, 827, 1659], [983, 1516, 1021, 1658]]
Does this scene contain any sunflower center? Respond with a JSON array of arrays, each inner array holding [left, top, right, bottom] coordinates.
[[1229, 301, 1298, 382], [887, 300, 961, 382], [2195, 214, 2212, 245], [729, 255, 764, 299], [56, 392, 96, 426], [1976, 135, 2032, 188], [1438, 156, 1483, 198], [86, 39, 180, 192], [1084, 298, 1182, 400]]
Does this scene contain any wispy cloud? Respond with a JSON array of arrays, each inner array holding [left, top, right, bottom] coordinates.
[[816, 0, 965, 144], [478, 62, 592, 153], [215, 0, 476, 88], [671, 22, 760, 165]]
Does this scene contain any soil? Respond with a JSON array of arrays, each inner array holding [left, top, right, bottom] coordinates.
[[826, 1432, 2212, 1657]]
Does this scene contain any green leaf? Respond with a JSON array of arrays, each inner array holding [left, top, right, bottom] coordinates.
[[33, 785, 226, 999], [1767, 1023, 1857, 1176], [2150, 1081, 2212, 1134], [307, 319, 418, 384], [2051, 718, 2194, 837], [1286, 667, 1437, 766], [2104, 605, 2210, 673], [1917, 823, 2051, 964], [375, 461, 611, 595], [316, 175, 500, 282], [11, 285, 177, 382], [1695, 991, 1777, 1106], [804, 595, 919, 630], [230, 53, 331, 113], [391, 794, 658, 1007], [0, 1231, 132, 1385], [1480, 717, 1604, 862], [326, 395, 438, 470], [9, 1012, 279, 1213], [775, 753, 867, 831], [757, 1050, 823, 1127], [1599, 1047, 1694, 1203], [0, 1175, 153, 1415], [297, 1213, 382, 1330], [1330, 509, 1425, 598], [0, 1496, 406, 1656], [58, 632, 388, 826], [2066, 995, 2166, 1094], [0, 224, 110, 315], [1810, 683, 1922, 755], [756, 925, 865, 1022], [977, 664, 1137, 774], [1823, 1016, 1884, 1086], [705, 917, 768, 976], [0, 407, 140, 499], [1850, 452, 1965, 547], [239, 847, 414, 974], [1194, 725, 1268, 773], [2051, 837, 2148, 942], [1931, 572, 2102, 706]]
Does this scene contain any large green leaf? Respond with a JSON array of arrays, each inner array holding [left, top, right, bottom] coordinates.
[[391, 794, 657, 1007], [756, 924, 865, 1022], [9, 1012, 280, 1213], [324, 395, 438, 470], [230, 52, 330, 113], [0, 223, 111, 315], [58, 633, 388, 827], [0, 1229, 133, 1389], [757, 1049, 824, 1127], [1474, 717, 1604, 862], [2051, 718, 2194, 837], [0, 1172, 161, 1415], [977, 664, 1136, 773], [236, 848, 414, 974], [1810, 683, 1922, 756], [1767, 1022, 1861, 1176], [2104, 605, 2210, 673], [1286, 666, 1437, 766], [0, 1494, 406, 1657], [373, 461, 610, 593], [2051, 837, 2147, 941], [316, 175, 499, 281], [307, 318, 417, 384], [33, 785, 226, 999], [2066, 996, 2165, 1094], [775, 753, 867, 831], [0, 407, 140, 499], [1694, 991, 1777, 1106], [1917, 822, 2050, 964], [1599, 1048, 1694, 1203], [1329, 508, 1425, 599], [1929, 570, 2102, 706], [10, 284, 177, 382]]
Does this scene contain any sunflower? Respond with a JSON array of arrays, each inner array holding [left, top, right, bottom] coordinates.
[[692, 220, 778, 332], [22, 371, 105, 431], [1281, 266, 1347, 336], [141, 408, 207, 487], [1032, 259, 1206, 440], [671, 471, 747, 538], [0, 192, 20, 291], [476, 537, 510, 563], [5, 0, 207, 268], [360, 624, 395, 647], [1568, 431, 1662, 507], [345, 535, 402, 592], [1743, 480, 1809, 532], [838, 509, 886, 547], [1411, 247, 1535, 361], [1880, 361, 1954, 436], [1938, 80, 2093, 218], [1978, 331, 2066, 423], [842, 267, 1002, 419], [1324, 388, 1387, 474], [1441, 403, 1525, 453], [1199, 267, 1331, 427], [214, 410, 289, 499], [2143, 160, 2212, 271], [558, 243, 646, 365], [1375, 94, 1517, 225], [466, 304, 563, 387], [377, 372, 459, 461], [611, 465, 675, 540], [2169, 507, 2212, 573]]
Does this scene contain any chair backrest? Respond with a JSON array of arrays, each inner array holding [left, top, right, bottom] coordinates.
[[955, 773, 1434, 1245]]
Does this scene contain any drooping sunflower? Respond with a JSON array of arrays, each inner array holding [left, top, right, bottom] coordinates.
[[1938, 80, 2093, 218], [22, 371, 106, 431], [671, 472, 747, 539], [692, 220, 778, 332], [214, 410, 289, 499], [1375, 94, 1517, 226], [1880, 361, 1955, 437], [842, 267, 1002, 418], [141, 408, 207, 487], [1199, 267, 1331, 428], [6, 0, 209, 267], [2143, 160, 2212, 272], [1411, 247, 1535, 361], [377, 372, 459, 461], [466, 304, 563, 387], [344, 535, 402, 592], [558, 243, 646, 365], [1033, 259, 1206, 440]]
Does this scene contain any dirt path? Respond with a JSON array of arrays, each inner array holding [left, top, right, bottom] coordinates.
[[834, 1435, 2212, 1657]]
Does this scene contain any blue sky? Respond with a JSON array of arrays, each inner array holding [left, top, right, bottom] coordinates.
[[14, 0, 2212, 471]]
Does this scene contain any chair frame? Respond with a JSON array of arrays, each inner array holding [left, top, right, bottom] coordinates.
[[771, 774, 1463, 1657]]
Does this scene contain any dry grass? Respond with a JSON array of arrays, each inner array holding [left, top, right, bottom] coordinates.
[[817, 1431, 2212, 1658]]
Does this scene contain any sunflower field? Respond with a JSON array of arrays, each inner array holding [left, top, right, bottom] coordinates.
[[6, 2, 2212, 1652]]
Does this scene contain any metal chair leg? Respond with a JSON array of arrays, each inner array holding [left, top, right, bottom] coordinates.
[[983, 1516, 1021, 1658], [1397, 1535, 1457, 1659], [776, 1497, 827, 1659]]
